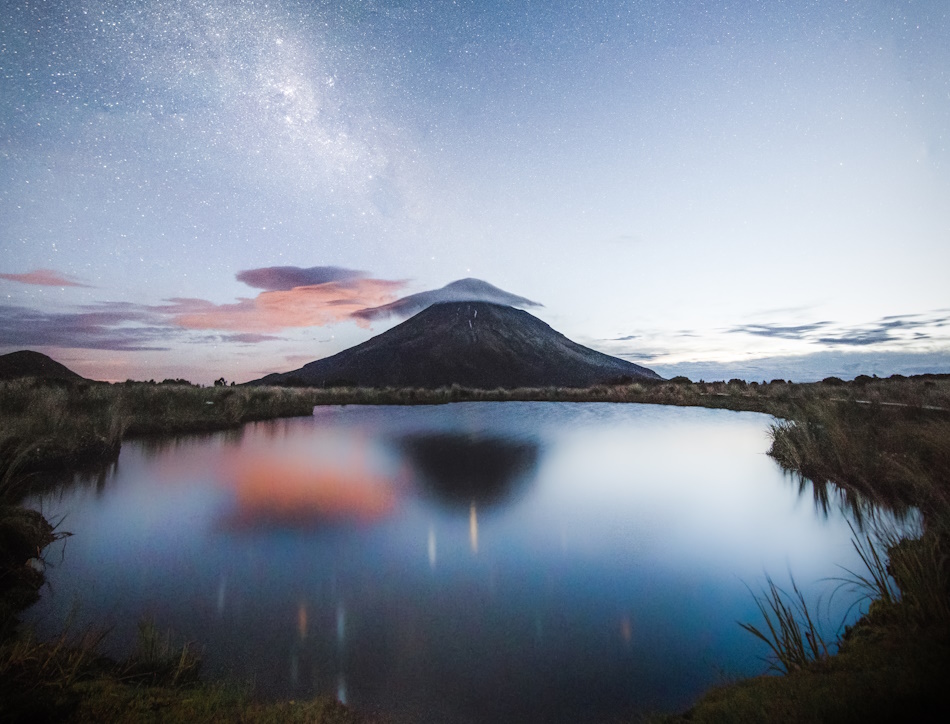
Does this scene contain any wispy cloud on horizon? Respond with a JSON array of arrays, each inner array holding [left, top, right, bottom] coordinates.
[[728, 322, 832, 340], [729, 313, 950, 348], [0, 303, 172, 351], [653, 349, 950, 383], [0, 301, 291, 352], [0, 268, 93, 288], [598, 312, 950, 378]]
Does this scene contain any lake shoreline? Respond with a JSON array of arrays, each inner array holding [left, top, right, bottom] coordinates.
[[2, 374, 948, 722], [5, 373, 949, 481]]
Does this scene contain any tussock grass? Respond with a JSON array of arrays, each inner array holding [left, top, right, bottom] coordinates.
[[120, 618, 201, 687], [835, 519, 950, 629], [768, 401, 950, 516], [738, 574, 831, 674], [832, 521, 903, 617], [0, 381, 124, 478], [887, 525, 950, 626]]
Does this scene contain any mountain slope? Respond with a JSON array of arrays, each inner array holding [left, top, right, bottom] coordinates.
[[0, 350, 85, 381], [253, 302, 661, 388]]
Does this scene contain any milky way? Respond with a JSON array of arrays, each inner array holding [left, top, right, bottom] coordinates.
[[3, 0, 424, 279]]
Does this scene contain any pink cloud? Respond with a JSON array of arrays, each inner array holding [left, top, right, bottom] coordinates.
[[167, 279, 406, 332], [0, 268, 92, 287]]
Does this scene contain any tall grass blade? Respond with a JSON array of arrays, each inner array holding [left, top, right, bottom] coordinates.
[[739, 573, 830, 674]]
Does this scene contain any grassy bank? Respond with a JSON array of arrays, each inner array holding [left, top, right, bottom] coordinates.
[[4, 373, 948, 481], [0, 379, 334, 479], [768, 399, 950, 515], [653, 621, 950, 723]]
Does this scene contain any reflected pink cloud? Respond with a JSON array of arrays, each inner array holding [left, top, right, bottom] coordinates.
[[0, 268, 91, 287], [167, 279, 405, 332], [221, 452, 399, 529]]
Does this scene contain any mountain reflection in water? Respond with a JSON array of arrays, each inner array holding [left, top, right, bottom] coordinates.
[[399, 432, 540, 508]]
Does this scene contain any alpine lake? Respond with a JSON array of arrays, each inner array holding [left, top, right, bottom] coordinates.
[[25, 402, 897, 723]]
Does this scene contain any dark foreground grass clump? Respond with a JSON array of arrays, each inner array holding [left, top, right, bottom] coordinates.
[[0, 506, 59, 641], [736, 574, 831, 675], [0, 624, 361, 724], [654, 621, 949, 724]]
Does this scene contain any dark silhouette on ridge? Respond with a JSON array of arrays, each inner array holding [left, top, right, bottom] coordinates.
[[251, 301, 662, 388]]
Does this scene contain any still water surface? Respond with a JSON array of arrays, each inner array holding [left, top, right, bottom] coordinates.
[[28, 403, 876, 722]]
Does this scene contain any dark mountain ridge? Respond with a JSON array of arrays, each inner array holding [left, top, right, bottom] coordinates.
[[252, 301, 661, 388]]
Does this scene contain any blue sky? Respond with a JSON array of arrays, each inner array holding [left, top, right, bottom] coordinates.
[[2, 0, 948, 383]]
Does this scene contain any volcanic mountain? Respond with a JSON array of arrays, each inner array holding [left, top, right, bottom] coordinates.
[[0, 350, 84, 381], [252, 302, 661, 388]]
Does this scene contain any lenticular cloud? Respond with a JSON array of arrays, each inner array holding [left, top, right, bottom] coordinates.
[[353, 278, 541, 321], [236, 266, 366, 291]]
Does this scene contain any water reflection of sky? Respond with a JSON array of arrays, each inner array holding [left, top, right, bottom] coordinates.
[[26, 403, 892, 723]]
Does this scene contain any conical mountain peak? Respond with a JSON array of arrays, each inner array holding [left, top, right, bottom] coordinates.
[[253, 302, 661, 388]]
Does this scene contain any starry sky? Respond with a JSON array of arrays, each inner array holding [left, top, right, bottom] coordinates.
[[2, 0, 949, 384]]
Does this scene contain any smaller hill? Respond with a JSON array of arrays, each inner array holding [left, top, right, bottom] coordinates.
[[0, 350, 84, 381]]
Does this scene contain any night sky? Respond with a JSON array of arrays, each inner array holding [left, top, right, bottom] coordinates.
[[2, 0, 949, 383]]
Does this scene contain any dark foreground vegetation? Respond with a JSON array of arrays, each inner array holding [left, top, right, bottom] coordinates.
[[0, 619, 359, 723], [1, 373, 948, 721]]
